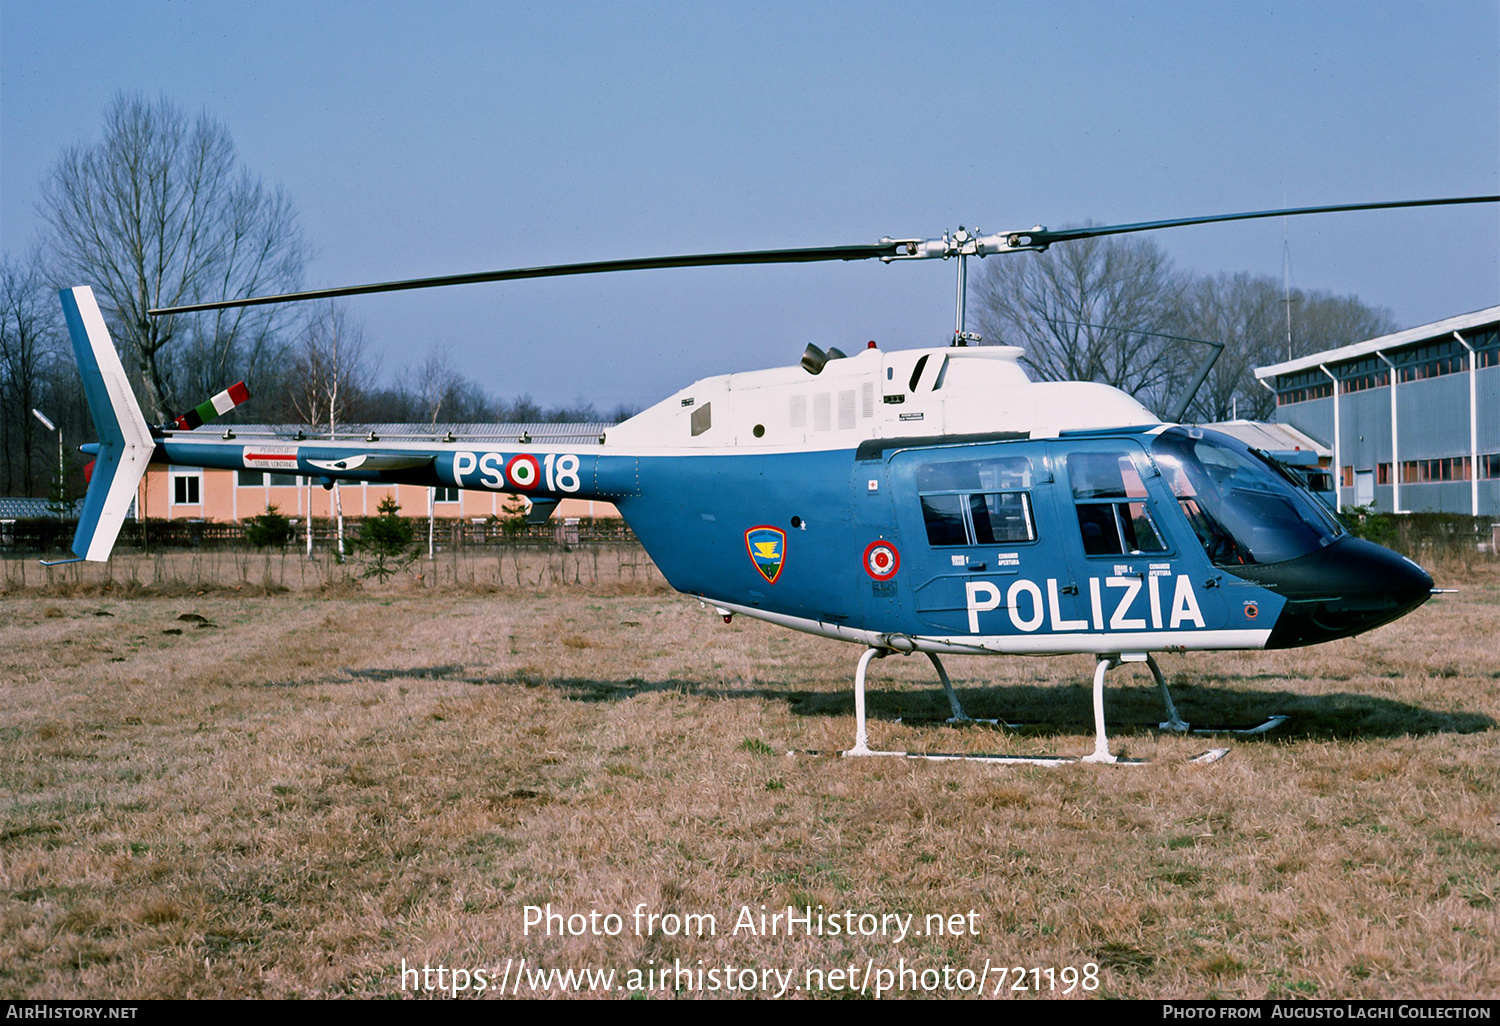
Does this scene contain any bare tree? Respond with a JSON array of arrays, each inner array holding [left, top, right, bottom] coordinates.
[[0, 251, 61, 494], [406, 348, 494, 424], [1288, 288, 1396, 359], [972, 232, 1189, 413], [1174, 274, 1398, 423], [1176, 273, 1286, 422], [39, 92, 306, 421], [288, 303, 373, 434], [503, 394, 543, 422], [975, 232, 1401, 423]]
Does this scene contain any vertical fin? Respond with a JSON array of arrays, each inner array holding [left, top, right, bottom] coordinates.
[[59, 287, 155, 561]]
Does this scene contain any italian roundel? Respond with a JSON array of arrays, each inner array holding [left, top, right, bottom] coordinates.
[[745, 526, 786, 584], [506, 454, 541, 490], [864, 540, 899, 580]]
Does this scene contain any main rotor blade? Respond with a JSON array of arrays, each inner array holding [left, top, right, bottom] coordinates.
[[147, 194, 1499, 316], [147, 242, 904, 315], [1011, 195, 1499, 247]]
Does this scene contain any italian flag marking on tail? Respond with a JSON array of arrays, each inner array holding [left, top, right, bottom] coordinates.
[[174, 381, 250, 430]]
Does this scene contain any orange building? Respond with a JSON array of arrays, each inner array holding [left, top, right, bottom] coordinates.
[[137, 422, 621, 524]]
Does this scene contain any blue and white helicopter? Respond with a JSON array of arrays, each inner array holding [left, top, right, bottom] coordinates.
[[59, 196, 1496, 764]]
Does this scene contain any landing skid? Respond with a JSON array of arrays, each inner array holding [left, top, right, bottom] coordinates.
[[896, 715, 1287, 736], [803, 747, 1231, 766], [1184, 715, 1288, 736], [893, 716, 1019, 728], [840, 647, 1240, 766], [890, 652, 1286, 740]]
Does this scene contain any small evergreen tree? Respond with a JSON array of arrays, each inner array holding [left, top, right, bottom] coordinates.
[[357, 495, 417, 580], [500, 492, 529, 540]]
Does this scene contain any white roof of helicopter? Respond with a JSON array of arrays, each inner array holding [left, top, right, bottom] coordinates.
[[606, 342, 1159, 451]]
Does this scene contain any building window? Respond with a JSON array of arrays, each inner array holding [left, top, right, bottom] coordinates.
[[237, 470, 265, 487], [172, 471, 202, 505], [1377, 463, 1390, 486], [1275, 368, 1334, 406], [1337, 356, 1389, 394], [1482, 454, 1500, 480], [268, 473, 300, 486], [1460, 329, 1498, 370], [1399, 457, 1472, 484], [1341, 466, 1354, 488], [1395, 337, 1467, 383], [434, 486, 459, 503]]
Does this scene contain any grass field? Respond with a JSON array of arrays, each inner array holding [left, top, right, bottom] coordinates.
[[1, 551, 1496, 999]]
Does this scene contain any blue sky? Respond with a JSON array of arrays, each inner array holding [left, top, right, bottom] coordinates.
[[3, 1, 1497, 409]]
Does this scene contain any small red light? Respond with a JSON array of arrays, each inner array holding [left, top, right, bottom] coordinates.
[[867, 340, 877, 349]]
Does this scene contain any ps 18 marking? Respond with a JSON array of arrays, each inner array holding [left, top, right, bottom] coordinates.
[[450, 452, 583, 493]]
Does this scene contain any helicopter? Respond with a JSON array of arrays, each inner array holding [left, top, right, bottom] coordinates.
[[55, 195, 1498, 765]]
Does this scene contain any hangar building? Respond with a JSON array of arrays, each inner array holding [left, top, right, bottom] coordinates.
[[1255, 305, 1499, 515]]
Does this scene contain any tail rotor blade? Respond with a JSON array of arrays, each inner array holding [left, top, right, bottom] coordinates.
[[172, 381, 251, 431]]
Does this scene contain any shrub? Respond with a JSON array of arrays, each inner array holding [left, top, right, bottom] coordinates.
[[1341, 504, 1396, 547], [244, 505, 295, 549]]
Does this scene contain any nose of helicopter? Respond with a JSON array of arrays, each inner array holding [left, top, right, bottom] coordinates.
[[1235, 536, 1434, 649]]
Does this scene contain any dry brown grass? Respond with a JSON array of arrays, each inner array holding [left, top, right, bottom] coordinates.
[[0, 554, 1495, 999]]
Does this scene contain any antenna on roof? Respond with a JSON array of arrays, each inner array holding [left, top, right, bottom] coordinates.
[[1282, 202, 1296, 362]]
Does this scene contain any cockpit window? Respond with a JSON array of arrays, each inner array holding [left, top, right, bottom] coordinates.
[[1066, 451, 1168, 556], [1151, 428, 1343, 566]]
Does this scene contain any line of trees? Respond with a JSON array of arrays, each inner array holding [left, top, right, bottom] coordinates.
[[972, 232, 1396, 422], [2, 93, 632, 500], [0, 250, 88, 497]]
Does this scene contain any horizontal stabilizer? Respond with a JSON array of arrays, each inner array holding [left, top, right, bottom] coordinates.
[[525, 498, 559, 525], [60, 287, 154, 561]]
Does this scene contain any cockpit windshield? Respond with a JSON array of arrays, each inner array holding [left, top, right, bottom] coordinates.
[[1150, 428, 1344, 566]]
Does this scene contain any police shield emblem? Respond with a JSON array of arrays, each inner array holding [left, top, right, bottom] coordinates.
[[745, 526, 786, 584]]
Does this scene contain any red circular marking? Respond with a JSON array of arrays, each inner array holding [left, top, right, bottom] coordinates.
[[1244, 602, 1259, 620], [864, 540, 900, 580], [506, 454, 541, 490]]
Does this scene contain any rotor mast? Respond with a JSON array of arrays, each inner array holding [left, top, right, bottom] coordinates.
[[880, 223, 1048, 346]]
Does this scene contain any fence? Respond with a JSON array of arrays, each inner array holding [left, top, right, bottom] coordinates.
[[0, 515, 638, 555], [6, 510, 1495, 566]]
